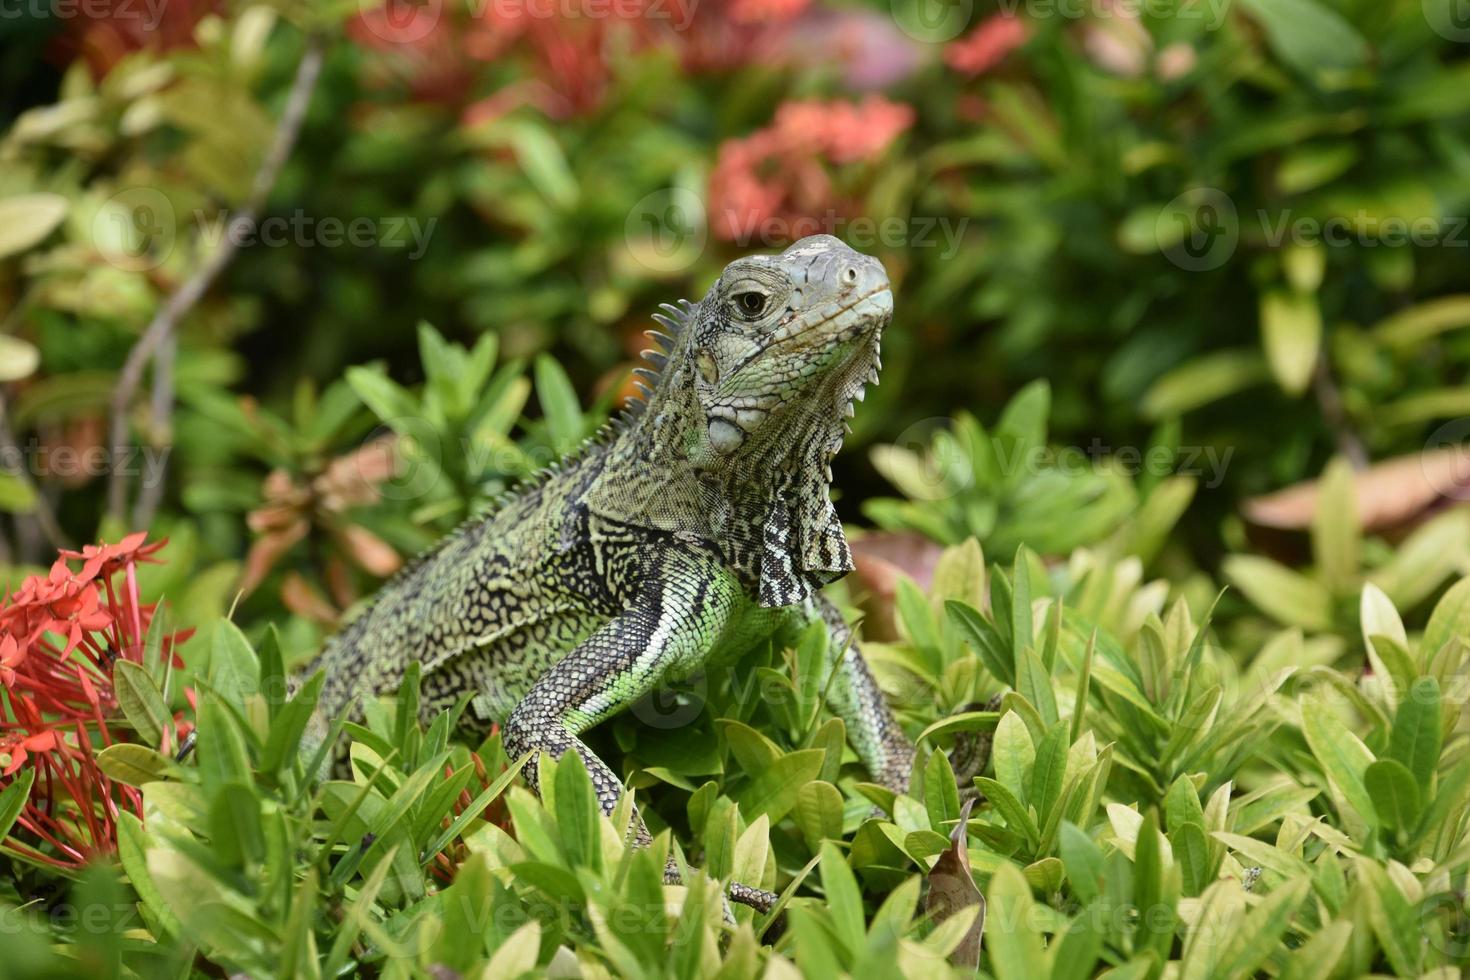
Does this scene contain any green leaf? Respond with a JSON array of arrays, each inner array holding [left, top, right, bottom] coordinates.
[[1278, 920, 1351, 980], [534, 354, 583, 454], [992, 711, 1035, 804], [819, 841, 866, 954], [209, 782, 266, 868], [1048, 912, 1102, 980], [1373, 295, 1470, 348], [262, 671, 324, 776], [96, 744, 173, 787], [1213, 877, 1310, 980], [924, 748, 961, 830], [113, 659, 171, 748], [975, 778, 1040, 849], [1260, 290, 1322, 397], [1164, 774, 1205, 834], [195, 699, 253, 792], [946, 599, 1015, 687], [915, 710, 999, 748], [794, 780, 844, 852], [1171, 822, 1211, 896], [1423, 576, 1470, 661], [1223, 555, 1333, 631], [1311, 458, 1359, 596], [0, 192, 68, 259], [1363, 759, 1422, 832], [208, 621, 259, 709], [1141, 349, 1269, 419], [1238, 0, 1368, 74], [1359, 859, 1422, 975], [1299, 693, 1376, 826], [0, 471, 38, 513], [115, 812, 179, 940], [553, 752, 600, 872], [735, 749, 825, 823], [0, 767, 35, 843], [1028, 724, 1069, 823], [985, 862, 1046, 980], [345, 365, 420, 427], [1387, 676, 1442, 793], [1058, 821, 1104, 904], [422, 752, 528, 863]]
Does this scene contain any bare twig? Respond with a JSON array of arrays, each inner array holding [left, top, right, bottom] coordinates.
[[132, 333, 175, 528], [106, 35, 325, 527], [1312, 357, 1369, 471], [0, 392, 68, 554]]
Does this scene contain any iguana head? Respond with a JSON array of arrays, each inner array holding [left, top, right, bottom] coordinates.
[[682, 234, 891, 457], [599, 235, 892, 606]]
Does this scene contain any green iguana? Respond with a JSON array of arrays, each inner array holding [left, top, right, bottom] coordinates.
[[302, 235, 913, 910]]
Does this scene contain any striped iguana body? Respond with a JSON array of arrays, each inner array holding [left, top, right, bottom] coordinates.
[[304, 235, 913, 903]]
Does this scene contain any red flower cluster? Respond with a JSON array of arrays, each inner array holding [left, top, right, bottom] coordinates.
[[944, 13, 1029, 77], [0, 534, 190, 870], [349, 0, 813, 121], [707, 95, 915, 243], [49, 0, 215, 78]]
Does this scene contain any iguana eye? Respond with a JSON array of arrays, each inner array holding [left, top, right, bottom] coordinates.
[[733, 291, 767, 318]]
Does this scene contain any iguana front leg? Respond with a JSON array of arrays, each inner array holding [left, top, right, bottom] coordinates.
[[809, 595, 915, 793], [504, 548, 735, 818], [502, 551, 780, 914]]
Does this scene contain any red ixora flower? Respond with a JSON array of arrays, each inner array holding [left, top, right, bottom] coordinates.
[[944, 12, 1029, 77], [0, 534, 190, 870], [707, 95, 915, 244]]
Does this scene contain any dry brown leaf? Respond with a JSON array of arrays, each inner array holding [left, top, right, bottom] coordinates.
[[925, 795, 984, 969], [237, 518, 309, 597], [1243, 447, 1470, 533], [849, 531, 943, 641], [334, 524, 403, 577], [280, 571, 340, 625]]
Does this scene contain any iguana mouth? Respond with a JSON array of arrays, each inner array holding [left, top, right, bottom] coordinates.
[[760, 283, 893, 355]]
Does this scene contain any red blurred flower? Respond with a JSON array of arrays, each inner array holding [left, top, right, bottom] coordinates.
[[708, 95, 914, 243], [944, 13, 1028, 77], [348, 0, 818, 121], [0, 536, 189, 870], [49, 0, 215, 78]]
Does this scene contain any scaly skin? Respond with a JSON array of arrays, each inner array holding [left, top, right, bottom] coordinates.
[[301, 235, 913, 909]]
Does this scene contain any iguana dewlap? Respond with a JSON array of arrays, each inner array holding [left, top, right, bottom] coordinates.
[[303, 235, 914, 901]]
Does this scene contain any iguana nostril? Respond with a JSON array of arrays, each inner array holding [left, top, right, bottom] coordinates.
[[844, 267, 858, 284]]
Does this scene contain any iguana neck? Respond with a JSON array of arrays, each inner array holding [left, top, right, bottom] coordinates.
[[587, 339, 875, 605]]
